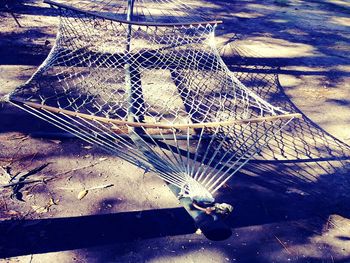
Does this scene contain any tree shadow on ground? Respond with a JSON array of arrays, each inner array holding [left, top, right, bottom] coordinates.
[[1, 0, 63, 17]]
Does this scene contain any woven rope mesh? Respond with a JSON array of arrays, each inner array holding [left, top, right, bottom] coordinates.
[[44, 0, 213, 23], [7, 0, 300, 201]]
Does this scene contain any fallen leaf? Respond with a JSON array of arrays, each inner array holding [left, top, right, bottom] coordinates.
[[48, 197, 58, 206], [0, 166, 11, 184], [8, 134, 28, 141], [5, 210, 19, 216], [83, 145, 93, 149], [32, 205, 48, 214], [77, 189, 89, 200], [49, 140, 61, 144]]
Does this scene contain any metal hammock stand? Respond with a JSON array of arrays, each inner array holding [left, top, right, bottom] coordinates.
[[3, 0, 302, 240]]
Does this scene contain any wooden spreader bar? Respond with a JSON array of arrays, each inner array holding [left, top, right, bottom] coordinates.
[[18, 100, 302, 130]]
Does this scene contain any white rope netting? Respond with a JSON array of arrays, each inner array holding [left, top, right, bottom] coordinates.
[[6, 0, 301, 202]]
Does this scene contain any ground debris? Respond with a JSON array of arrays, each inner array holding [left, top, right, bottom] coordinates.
[[31, 205, 49, 214], [1, 163, 51, 201], [83, 145, 93, 149], [7, 133, 29, 141], [77, 184, 114, 200], [4, 210, 20, 216], [55, 158, 108, 178], [0, 166, 11, 184], [49, 197, 59, 206], [49, 139, 61, 144], [274, 235, 292, 254], [0, 209, 22, 220], [77, 189, 89, 200], [88, 183, 113, 191], [0, 157, 13, 165], [31, 197, 59, 213]]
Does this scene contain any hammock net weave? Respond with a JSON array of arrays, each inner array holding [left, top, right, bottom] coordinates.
[[5, 0, 301, 202]]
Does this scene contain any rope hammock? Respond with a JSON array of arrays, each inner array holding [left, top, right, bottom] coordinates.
[[5, 0, 302, 204]]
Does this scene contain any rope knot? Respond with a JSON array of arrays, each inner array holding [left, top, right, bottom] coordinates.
[[193, 200, 233, 216]]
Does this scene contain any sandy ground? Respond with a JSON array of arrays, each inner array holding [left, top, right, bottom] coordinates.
[[0, 0, 350, 262]]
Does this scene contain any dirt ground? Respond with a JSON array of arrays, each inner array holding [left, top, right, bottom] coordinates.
[[0, 0, 350, 262]]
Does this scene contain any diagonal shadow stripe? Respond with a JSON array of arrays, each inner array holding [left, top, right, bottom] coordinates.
[[0, 207, 196, 258]]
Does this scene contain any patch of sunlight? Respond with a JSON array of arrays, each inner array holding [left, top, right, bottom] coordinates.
[[326, 0, 350, 8], [232, 12, 265, 19], [330, 44, 350, 54], [330, 16, 350, 27], [247, 3, 278, 11], [270, 19, 288, 23], [284, 29, 309, 36], [267, 216, 350, 261], [279, 75, 304, 88], [14, 251, 77, 263], [310, 215, 350, 256], [149, 248, 230, 263], [333, 65, 350, 72], [236, 37, 317, 58], [304, 9, 328, 15], [188, 1, 219, 10], [284, 66, 329, 73], [270, 243, 326, 261]]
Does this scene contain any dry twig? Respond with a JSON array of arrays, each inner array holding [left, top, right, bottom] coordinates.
[[274, 235, 292, 254]]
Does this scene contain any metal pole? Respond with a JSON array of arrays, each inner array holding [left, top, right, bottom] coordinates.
[[125, 0, 145, 134]]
